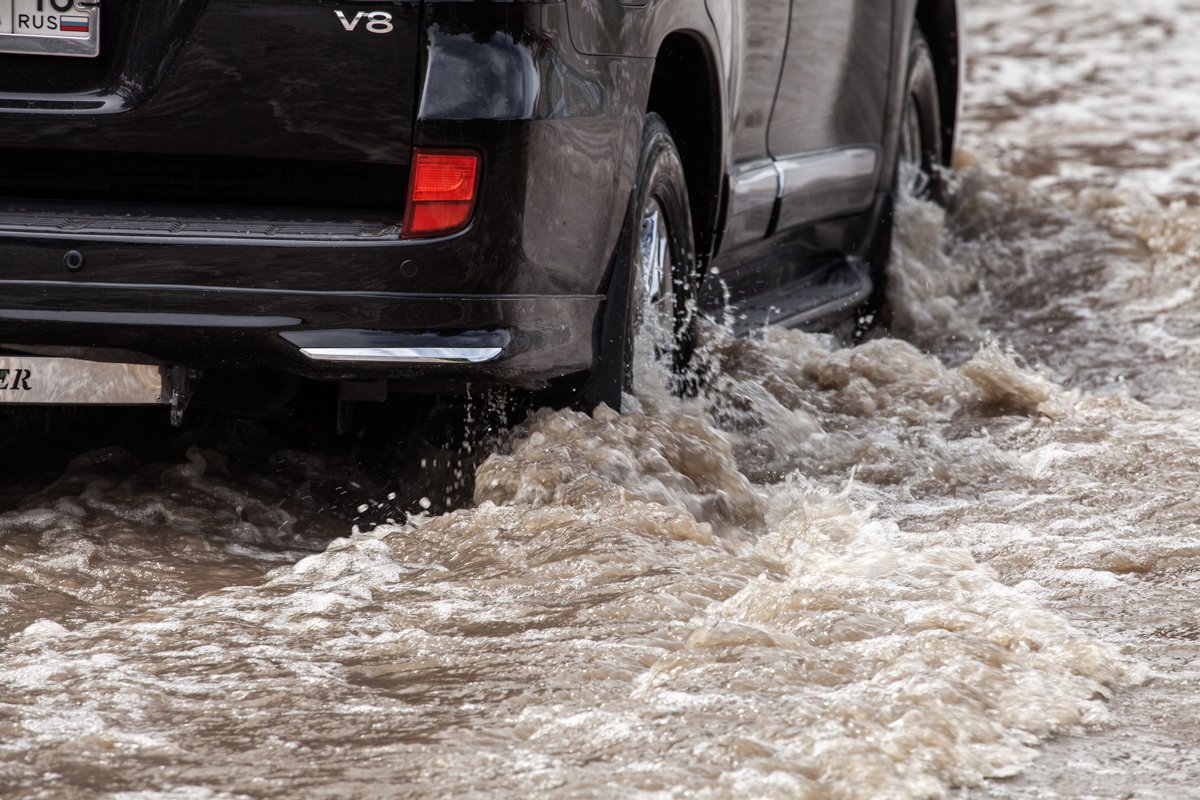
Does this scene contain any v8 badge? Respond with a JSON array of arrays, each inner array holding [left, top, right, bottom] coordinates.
[[334, 10, 393, 34]]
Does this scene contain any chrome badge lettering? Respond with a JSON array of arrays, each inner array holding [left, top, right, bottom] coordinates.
[[334, 10, 393, 34]]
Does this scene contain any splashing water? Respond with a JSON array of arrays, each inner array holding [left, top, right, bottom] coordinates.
[[0, 175, 1155, 798], [7, 0, 1200, 796]]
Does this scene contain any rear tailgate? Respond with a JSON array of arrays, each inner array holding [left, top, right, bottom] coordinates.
[[0, 0, 422, 217]]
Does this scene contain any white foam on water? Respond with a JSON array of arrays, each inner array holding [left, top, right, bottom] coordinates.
[[0, 272, 1147, 797], [7, 1, 1200, 796]]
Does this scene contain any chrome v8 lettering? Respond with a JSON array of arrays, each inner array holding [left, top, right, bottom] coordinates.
[[334, 10, 393, 34]]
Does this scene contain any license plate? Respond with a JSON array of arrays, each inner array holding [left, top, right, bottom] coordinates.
[[0, 356, 166, 406], [0, 0, 100, 58]]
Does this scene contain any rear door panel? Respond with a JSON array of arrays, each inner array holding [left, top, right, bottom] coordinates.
[[767, 0, 894, 235]]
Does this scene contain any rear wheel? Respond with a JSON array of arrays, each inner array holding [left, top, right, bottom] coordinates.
[[584, 113, 697, 409]]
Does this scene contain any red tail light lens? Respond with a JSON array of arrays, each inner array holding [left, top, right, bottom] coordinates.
[[402, 150, 480, 239]]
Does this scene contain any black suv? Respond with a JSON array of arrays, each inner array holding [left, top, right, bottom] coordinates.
[[0, 0, 962, 421]]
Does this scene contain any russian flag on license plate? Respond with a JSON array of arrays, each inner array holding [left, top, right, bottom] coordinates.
[[60, 16, 90, 33]]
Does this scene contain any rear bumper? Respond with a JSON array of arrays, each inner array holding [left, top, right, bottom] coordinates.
[[0, 280, 602, 388], [0, 1, 649, 394]]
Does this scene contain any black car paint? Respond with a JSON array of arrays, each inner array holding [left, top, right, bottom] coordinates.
[[0, 0, 961, 392]]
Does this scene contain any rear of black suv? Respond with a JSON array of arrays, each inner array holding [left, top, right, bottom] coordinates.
[[0, 1, 645, 416], [0, 0, 965, 422]]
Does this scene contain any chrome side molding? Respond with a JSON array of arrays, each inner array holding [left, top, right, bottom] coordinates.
[[725, 145, 882, 247], [775, 147, 878, 199], [723, 159, 780, 250], [773, 146, 879, 231], [728, 159, 780, 218]]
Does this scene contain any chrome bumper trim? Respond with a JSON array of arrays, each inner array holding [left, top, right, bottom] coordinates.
[[298, 346, 504, 365]]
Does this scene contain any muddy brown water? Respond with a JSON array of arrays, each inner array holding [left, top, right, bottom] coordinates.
[[5, 1, 1200, 797]]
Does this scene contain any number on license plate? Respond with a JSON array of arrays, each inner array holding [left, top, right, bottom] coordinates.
[[0, 0, 100, 58]]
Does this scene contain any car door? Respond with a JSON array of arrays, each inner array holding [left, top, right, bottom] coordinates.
[[768, 0, 895, 233], [706, 0, 791, 252]]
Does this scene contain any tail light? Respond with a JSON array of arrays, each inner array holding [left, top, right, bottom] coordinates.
[[401, 150, 480, 239]]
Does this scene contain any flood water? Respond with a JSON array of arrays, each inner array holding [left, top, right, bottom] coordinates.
[[4, 1, 1200, 797]]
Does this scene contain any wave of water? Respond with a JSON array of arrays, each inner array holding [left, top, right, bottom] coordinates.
[[5, 170, 1176, 797], [10, 0, 1200, 793]]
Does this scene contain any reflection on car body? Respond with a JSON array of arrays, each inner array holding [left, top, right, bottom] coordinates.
[[0, 0, 962, 423]]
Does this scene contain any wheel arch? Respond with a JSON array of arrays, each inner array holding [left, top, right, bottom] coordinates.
[[645, 31, 725, 271]]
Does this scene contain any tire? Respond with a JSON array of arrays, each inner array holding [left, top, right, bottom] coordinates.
[[897, 26, 944, 203], [582, 113, 697, 410], [856, 23, 944, 338]]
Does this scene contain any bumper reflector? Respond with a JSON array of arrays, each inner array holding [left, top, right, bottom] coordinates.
[[402, 150, 480, 239]]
